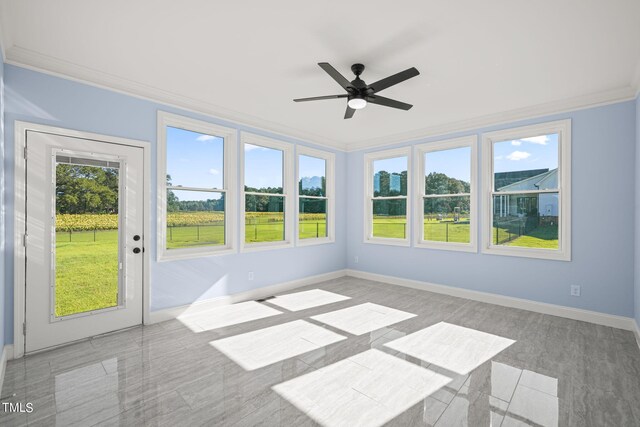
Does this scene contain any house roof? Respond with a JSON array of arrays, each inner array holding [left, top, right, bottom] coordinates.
[[493, 169, 549, 189], [497, 168, 558, 192]]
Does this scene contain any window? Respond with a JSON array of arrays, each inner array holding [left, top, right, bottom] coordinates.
[[482, 120, 571, 260], [241, 133, 293, 250], [364, 147, 411, 246], [157, 112, 236, 260], [414, 136, 477, 252], [297, 146, 335, 245]]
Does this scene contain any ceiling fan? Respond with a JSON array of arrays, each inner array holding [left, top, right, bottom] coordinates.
[[294, 63, 420, 119]]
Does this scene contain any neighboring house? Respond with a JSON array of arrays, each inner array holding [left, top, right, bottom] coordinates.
[[494, 168, 558, 218]]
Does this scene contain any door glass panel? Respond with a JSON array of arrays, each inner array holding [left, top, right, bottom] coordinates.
[[55, 157, 120, 317]]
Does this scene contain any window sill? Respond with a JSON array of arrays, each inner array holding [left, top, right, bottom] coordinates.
[[481, 245, 570, 261], [296, 237, 335, 247], [157, 246, 236, 262], [240, 240, 294, 253], [415, 241, 477, 253], [363, 238, 410, 247]]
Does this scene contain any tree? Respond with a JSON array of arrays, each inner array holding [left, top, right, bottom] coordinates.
[[424, 172, 471, 216], [166, 174, 180, 212], [56, 164, 119, 214]]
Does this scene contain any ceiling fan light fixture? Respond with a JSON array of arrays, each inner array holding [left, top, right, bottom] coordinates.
[[348, 96, 367, 110]]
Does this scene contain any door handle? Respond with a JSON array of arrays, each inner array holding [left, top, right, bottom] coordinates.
[[133, 247, 141, 254]]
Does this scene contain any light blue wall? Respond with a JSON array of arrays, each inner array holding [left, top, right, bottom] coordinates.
[[3, 64, 347, 344], [0, 55, 5, 349], [636, 94, 640, 329], [347, 101, 637, 318]]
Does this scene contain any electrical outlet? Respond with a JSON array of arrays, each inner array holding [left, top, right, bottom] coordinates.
[[570, 285, 580, 297], [248, 272, 254, 281], [354, 256, 359, 263]]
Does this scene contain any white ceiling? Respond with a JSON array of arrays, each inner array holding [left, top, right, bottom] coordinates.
[[1, 1, 639, 150]]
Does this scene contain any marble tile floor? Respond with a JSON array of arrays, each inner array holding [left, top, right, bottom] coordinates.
[[1, 276, 639, 426]]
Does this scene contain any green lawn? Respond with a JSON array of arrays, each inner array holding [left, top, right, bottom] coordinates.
[[423, 219, 470, 243], [56, 217, 557, 316], [492, 222, 558, 249], [55, 219, 329, 315], [167, 223, 225, 249], [505, 224, 558, 249], [55, 230, 119, 317], [372, 217, 471, 242]]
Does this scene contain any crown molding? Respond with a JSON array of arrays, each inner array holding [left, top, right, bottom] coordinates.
[[345, 85, 637, 152], [4, 46, 638, 154], [4, 46, 348, 151]]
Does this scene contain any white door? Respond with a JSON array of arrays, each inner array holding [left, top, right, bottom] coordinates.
[[25, 130, 144, 353]]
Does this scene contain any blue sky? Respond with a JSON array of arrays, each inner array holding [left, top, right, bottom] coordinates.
[[494, 133, 558, 173], [374, 156, 407, 175], [244, 143, 283, 190], [167, 127, 224, 189], [299, 155, 325, 179], [425, 147, 470, 183], [167, 128, 328, 201], [299, 155, 326, 191]]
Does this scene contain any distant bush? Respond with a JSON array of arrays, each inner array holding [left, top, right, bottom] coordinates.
[[57, 212, 326, 231]]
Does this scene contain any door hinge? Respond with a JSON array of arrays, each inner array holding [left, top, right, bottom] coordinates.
[[23, 322, 26, 336], [23, 233, 27, 247], [24, 146, 27, 160]]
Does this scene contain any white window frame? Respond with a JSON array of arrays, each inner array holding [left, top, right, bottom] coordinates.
[[364, 147, 411, 247], [240, 132, 294, 252], [482, 119, 571, 261], [296, 146, 336, 246], [156, 111, 237, 261], [414, 135, 478, 252]]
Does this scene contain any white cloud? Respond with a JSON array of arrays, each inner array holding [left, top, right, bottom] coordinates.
[[512, 135, 549, 145], [209, 168, 220, 175], [196, 135, 216, 142], [506, 151, 531, 161]]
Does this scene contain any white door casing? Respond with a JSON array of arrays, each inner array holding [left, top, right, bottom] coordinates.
[[23, 129, 145, 353]]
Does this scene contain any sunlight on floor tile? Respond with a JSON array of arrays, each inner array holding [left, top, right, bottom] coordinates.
[[489, 361, 522, 402], [273, 349, 451, 427], [311, 302, 416, 335], [384, 322, 515, 375], [176, 301, 282, 332], [503, 384, 559, 427], [268, 289, 351, 311], [210, 320, 346, 370]]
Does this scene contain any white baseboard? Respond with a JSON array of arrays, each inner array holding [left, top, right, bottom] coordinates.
[[148, 269, 348, 324], [346, 269, 636, 331], [0, 345, 14, 395], [147, 267, 636, 334]]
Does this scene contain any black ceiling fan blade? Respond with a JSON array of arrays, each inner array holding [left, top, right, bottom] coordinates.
[[368, 67, 420, 93], [318, 62, 354, 91], [344, 106, 356, 119], [366, 95, 413, 110], [293, 94, 348, 102]]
